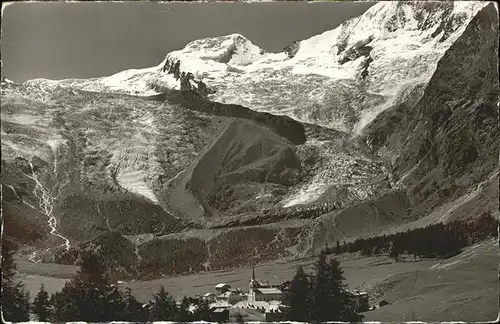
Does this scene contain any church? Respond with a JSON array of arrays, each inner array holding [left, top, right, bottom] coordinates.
[[247, 266, 284, 303], [229, 266, 288, 322]]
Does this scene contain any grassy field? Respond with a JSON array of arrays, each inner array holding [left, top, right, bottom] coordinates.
[[18, 239, 498, 322], [18, 253, 436, 301], [362, 239, 499, 322]]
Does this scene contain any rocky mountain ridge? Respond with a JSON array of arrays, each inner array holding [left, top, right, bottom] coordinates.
[[1, 1, 498, 279]]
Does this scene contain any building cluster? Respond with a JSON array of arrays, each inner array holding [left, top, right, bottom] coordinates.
[[190, 267, 289, 322], [183, 266, 369, 322]]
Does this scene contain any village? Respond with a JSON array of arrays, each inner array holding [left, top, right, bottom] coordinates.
[[173, 266, 371, 322]]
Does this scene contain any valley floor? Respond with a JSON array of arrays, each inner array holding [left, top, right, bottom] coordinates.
[[17, 239, 498, 322]]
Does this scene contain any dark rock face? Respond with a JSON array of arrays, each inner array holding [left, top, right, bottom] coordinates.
[[363, 3, 499, 219], [338, 36, 374, 65], [1, 160, 46, 244], [155, 90, 306, 145], [12, 155, 49, 177], [360, 56, 373, 80], [160, 58, 214, 97], [14, 157, 33, 174], [168, 119, 302, 220], [2, 203, 43, 244], [283, 41, 300, 59]]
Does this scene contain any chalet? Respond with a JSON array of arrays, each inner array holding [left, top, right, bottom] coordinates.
[[215, 283, 231, 294], [203, 292, 217, 302], [346, 289, 369, 312], [265, 306, 288, 322], [211, 307, 230, 323], [218, 289, 248, 305], [209, 301, 231, 310], [279, 280, 293, 293]]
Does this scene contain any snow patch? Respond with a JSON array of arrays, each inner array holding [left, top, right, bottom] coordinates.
[[282, 175, 329, 208], [115, 169, 159, 204]]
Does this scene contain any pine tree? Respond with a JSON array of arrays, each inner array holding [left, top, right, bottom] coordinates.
[[179, 296, 191, 322], [32, 283, 52, 321], [335, 239, 341, 254], [361, 243, 372, 256], [339, 296, 364, 322], [1, 238, 31, 322], [389, 242, 399, 262], [150, 285, 177, 321], [285, 266, 310, 321], [195, 298, 211, 322], [328, 258, 363, 321], [326, 258, 344, 319], [309, 252, 363, 322], [52, 252, 126, 321], [123, 287, 148, 322], [312, 250, 332, 322]]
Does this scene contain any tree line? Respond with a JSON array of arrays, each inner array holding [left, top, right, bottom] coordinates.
[[325, 211, 498, 261], [2, 239, 211, 322], [263, 201, 343, 220], [283, 251, 364, 322]]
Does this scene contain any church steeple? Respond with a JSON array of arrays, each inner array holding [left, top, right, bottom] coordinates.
[[249, 264, 258, 291], [248, 264, 258, 303]]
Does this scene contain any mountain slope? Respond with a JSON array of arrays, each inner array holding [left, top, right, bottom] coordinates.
[[362, 2, 499, 220], [2, 1, 498, 278], [19, 1, 492, 209], [168, 119, 302, 221]]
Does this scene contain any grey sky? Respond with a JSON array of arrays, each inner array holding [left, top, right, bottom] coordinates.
[[1, 1, 374, 82]]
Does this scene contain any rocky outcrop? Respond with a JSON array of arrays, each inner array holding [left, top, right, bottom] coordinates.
[[283, 41, 300, 59], [152, 90, 306, 145], [338, 36, 374, 65]]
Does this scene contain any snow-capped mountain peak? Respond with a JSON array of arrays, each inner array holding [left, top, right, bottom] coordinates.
[[172, 33, 266, 65], [23, 1, 490, 135]]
